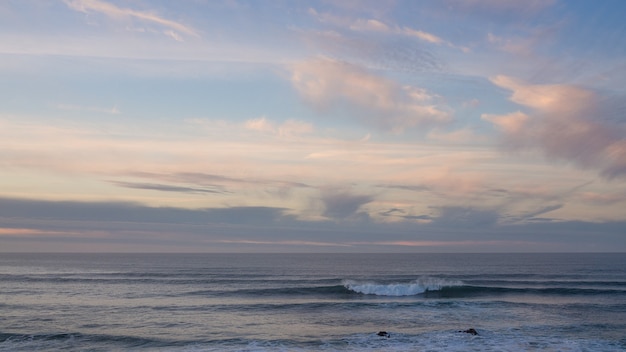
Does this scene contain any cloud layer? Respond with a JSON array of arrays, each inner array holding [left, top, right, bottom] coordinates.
[[1, 196, 624, 252], [1, 1, 625, 252]]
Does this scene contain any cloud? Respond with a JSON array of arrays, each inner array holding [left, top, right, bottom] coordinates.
[[349, 18, 390, 32], [483, 76, 626, 178], [351, 19, 445, 45], [399, 27, 444, 44], [580, 191, 626, 205], [0, 197, 290, 226], [510, 204, 564, 223], [448, 0, 556, 13], [427, 127, 484, 144], [64, 0, 199, 39], [299, 29, 443, 74], [430, 206, 500, 228], [309, 9, 448, 46], [291, 58, 450, 132], [244, 116, 275, 133], [128, 171, 311, 191], [56, 103, 120, 114], [1, 196, 625, 252], [490, 75, 593, 111], [487, 32, 539, 56], [319, 189, 373, 220], [0, 228, 73, 236], [377, 184, 431, 193], [244, 117, 314, 137], [379, 208, 434, 222], [163, 30, 183, 42], [303, 9, 463, 71], [110, 181, 226, 195], [0, 116, 324, 187], [2, 113, 622, 227], [215, 239, 350, 247]]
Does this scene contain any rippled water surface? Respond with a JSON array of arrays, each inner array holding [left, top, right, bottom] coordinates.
[[1, 253, 625, 351]]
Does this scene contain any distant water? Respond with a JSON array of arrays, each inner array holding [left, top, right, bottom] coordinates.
[[1, 253, 625, 351]]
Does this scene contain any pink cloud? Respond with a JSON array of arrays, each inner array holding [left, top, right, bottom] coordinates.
[[0, 227, 89, 238], [349, 240, 544, 248], [0, 228, 52, 236], [291, 58, 450, 132], [215, 239, 350, 247], [64, 0, 199, 39], [484, 76, 626, 178], [580, 191, 626, 205], [245, 117, 314, 138]]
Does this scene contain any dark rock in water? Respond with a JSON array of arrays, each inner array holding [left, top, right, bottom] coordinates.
[[377, 331, 390, 338], [460, 328, 478, 335]]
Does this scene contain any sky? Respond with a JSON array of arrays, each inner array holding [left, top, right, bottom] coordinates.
[[1, 0, 625, 253]]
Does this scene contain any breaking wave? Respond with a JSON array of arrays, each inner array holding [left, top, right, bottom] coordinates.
[[343, 277, 464, 296]]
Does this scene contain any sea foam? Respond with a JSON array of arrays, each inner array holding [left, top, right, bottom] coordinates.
[[343, 277, 463, 296]]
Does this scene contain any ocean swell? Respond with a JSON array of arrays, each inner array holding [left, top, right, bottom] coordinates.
[[343, 277, 463, 296]]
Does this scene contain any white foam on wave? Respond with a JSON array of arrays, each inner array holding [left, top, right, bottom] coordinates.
[[343, 277, 463, 296]]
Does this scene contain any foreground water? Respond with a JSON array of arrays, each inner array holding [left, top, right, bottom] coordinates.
[[1, 253, 625, 351]]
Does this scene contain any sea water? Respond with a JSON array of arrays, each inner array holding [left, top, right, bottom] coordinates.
[[1, 253, 625, 351]]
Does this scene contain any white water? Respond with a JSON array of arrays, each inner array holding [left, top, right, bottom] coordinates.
[[343, 277, 463, 296]]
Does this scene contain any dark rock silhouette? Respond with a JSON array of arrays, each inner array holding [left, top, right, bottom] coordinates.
[[460, 328, 478, 335], [376, 331, 390, 338]]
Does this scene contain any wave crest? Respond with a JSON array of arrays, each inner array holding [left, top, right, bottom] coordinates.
[[343, 277, 463, 296]]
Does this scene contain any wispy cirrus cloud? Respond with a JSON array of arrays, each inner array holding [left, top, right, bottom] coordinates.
[[56, 103, 120, 115], [308, 8, 466, 52], [215, 239, 350, 247], [64, 0, 199, 40], [291, 58, 451, 132], [244, 117, 314, 137], [110, 181, 226, 195], [0, 228, 75, 236], [310, 9, 445, 45], [347, 17, 446, 45], [115, 171, 312, 205], [298, 28, 443, 74]]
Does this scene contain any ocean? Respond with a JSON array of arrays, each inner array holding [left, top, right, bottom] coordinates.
[[1, 253, 625, 351]]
